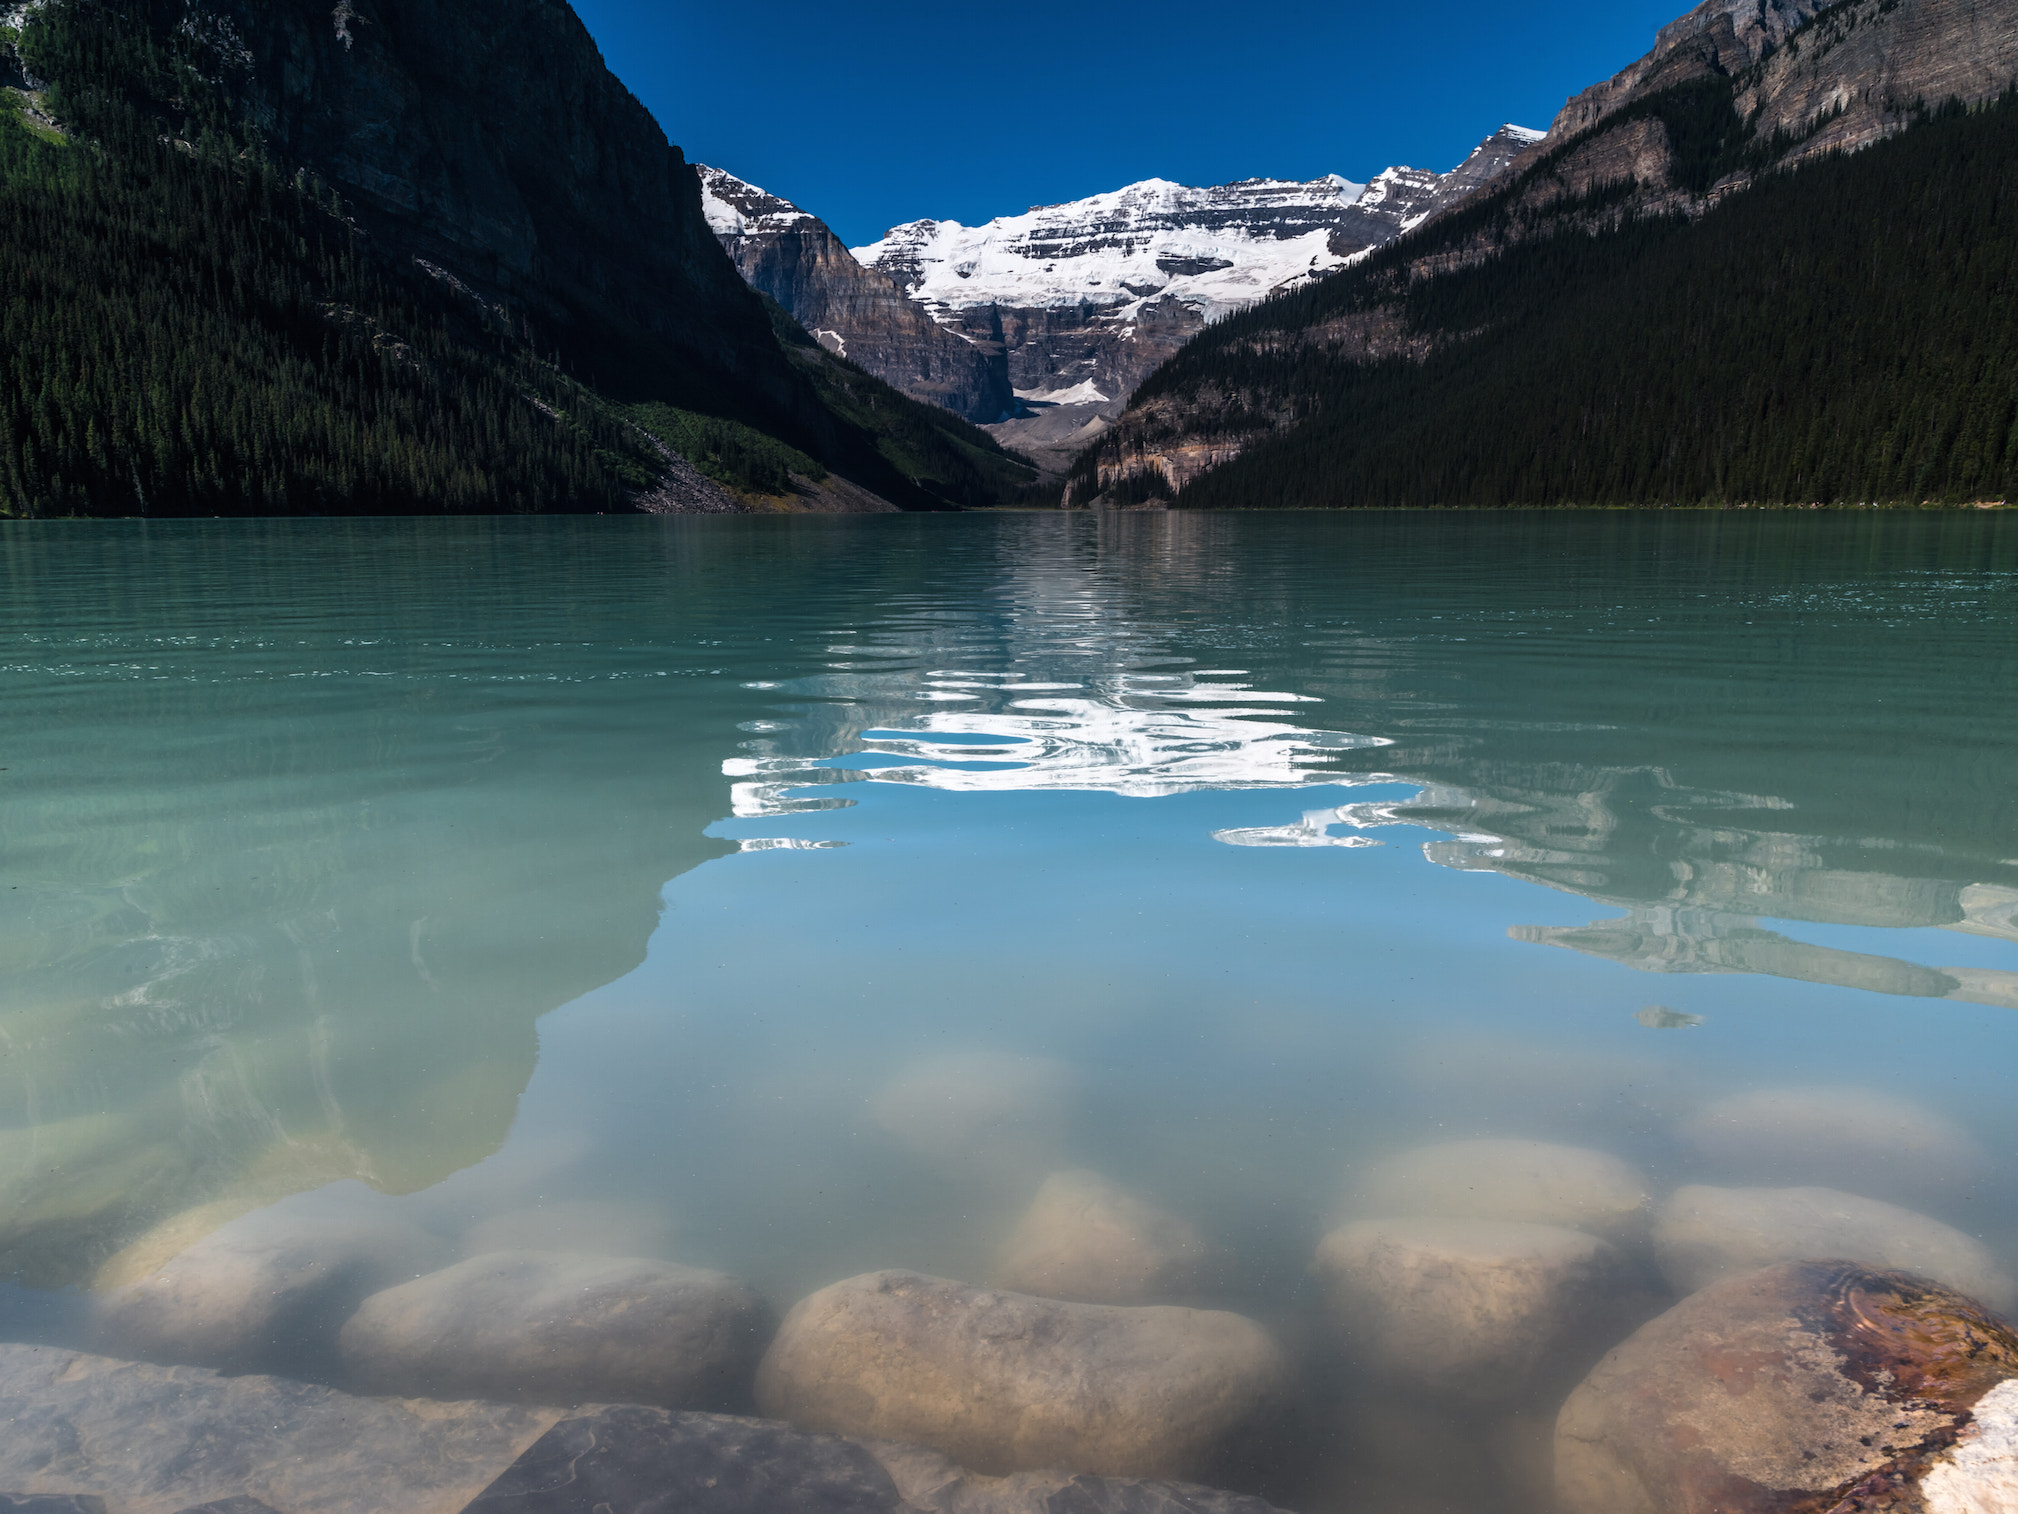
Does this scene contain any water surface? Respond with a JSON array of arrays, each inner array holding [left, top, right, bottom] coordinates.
[[2, 511, 2014, 1508]]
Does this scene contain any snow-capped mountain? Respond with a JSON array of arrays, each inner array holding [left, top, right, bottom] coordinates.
[[696, 165, 1012, 423], [690, 127, 1541, 469], [848, 126, 1543, 466]]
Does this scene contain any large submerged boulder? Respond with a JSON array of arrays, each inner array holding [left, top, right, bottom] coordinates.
[[1654, 1184, 2015, 1310], [338, 1251, 771, 1410], [1313, 1217, 1632, 1401], [989, 1169, 1216, 1305], [1346, 1139, 1653, 1240], [754, 1269, 1292, 1483], [1555, 1259, 2018, 1514], [95, 1204, 449, 1374], [1676, 1087, 1983, 1200]]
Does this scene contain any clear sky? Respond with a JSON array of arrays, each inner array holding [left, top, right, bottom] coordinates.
[[569, 0, 1694, 248]]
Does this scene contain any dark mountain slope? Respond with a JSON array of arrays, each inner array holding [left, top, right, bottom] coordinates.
[[1089, 89, 2018, 508], [0, 0, 1031, 516]]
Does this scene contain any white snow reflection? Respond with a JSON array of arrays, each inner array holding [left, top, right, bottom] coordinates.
[[725, 670, 1390, 815]]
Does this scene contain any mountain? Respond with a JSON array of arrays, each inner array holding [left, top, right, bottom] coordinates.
[[846, 127, 1542, 471], [0, 0, 1034, 516], [697, 166, 1013, 425], [1077, 0, 2018, 508]]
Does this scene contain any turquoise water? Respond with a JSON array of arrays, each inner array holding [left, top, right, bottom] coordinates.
[[2, 511, 2016, 1507]]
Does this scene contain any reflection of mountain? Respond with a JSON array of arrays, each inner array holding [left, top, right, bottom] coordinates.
[[0, 521, 747, 1285], [738, 510, 2018, 1011], [728, 671, 1385, 817]]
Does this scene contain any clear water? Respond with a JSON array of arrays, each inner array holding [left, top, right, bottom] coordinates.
[[2, 511, 2015, 1509]]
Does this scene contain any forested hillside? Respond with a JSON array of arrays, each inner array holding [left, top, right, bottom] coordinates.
[[1085, 65, 2018, 507], [0, 0, 1034, 517]]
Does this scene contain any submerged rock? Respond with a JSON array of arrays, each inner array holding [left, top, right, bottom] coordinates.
[[754, 1269, 1292, 1483], [990, 1169, 1216, 1305], [1313, 1217, 1633, 1401], [460, 1403, 903, 1514], [0, 1343, 558, 1513], [868, 1052, 1074, 1191], [338, 1250, 771, 1410], [1555, 1260, 2018, 1514], [1347, 1139, 1653, 1240], [460, 1199, 677, 1261], [95, 1204, 449, 1374], [1677, 1086, 1983, 1199], [868, 1439, 1293, 1514], [459, 1403, 1295, 1514], [1654, 1184, 2016, 1310]]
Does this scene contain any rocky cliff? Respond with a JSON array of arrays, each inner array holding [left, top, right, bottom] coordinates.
[[1076, 0, 2018, 507], [205, 0, 815, 429], [697, 166, 1013, 424], [1482, 0, 2018, 219], [844, 131, 1540, 473]]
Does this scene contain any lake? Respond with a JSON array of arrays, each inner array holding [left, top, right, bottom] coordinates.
[[1, 510, 2014, 1512]]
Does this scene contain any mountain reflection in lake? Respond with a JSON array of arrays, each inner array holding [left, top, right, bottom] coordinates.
[[0, 511, 2014, 1513]]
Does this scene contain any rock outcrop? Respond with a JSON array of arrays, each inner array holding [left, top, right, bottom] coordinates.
[[697, 167, 1013, 424], [754, 1270, 1292, 1483]]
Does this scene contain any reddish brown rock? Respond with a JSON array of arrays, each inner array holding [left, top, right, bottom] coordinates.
[[1555, 1260, 2018, 1514]]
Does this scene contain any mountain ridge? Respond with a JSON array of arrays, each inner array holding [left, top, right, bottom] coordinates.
[[0, 0, 1039, 515], [698, 165, 1015, 425], [1075, 0, 2018, 508]]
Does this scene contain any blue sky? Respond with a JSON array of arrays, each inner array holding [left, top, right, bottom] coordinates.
[[570, 0, 1693, 248]]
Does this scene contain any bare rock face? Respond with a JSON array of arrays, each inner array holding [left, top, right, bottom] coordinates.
[[1677, 1086, 1983, 1201], [1314, 1218, 1632, 1402], [0, 1344, 559, 1514], [205, 0, 817, 430], [1548, 0, 1832, 141], [698, 167, 1013, 424], [95, 1204, 449, 1375], [990, 1169, 1216, 1305], [754, 1270, 1293, 1483], [1348, 1139, 1653, 1241], [1741, 0, 2018, 162], [1555, 1260, 2018, 1514], [337, 1251, 772, 1410], [1654, 1185, 2016, 1310]]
